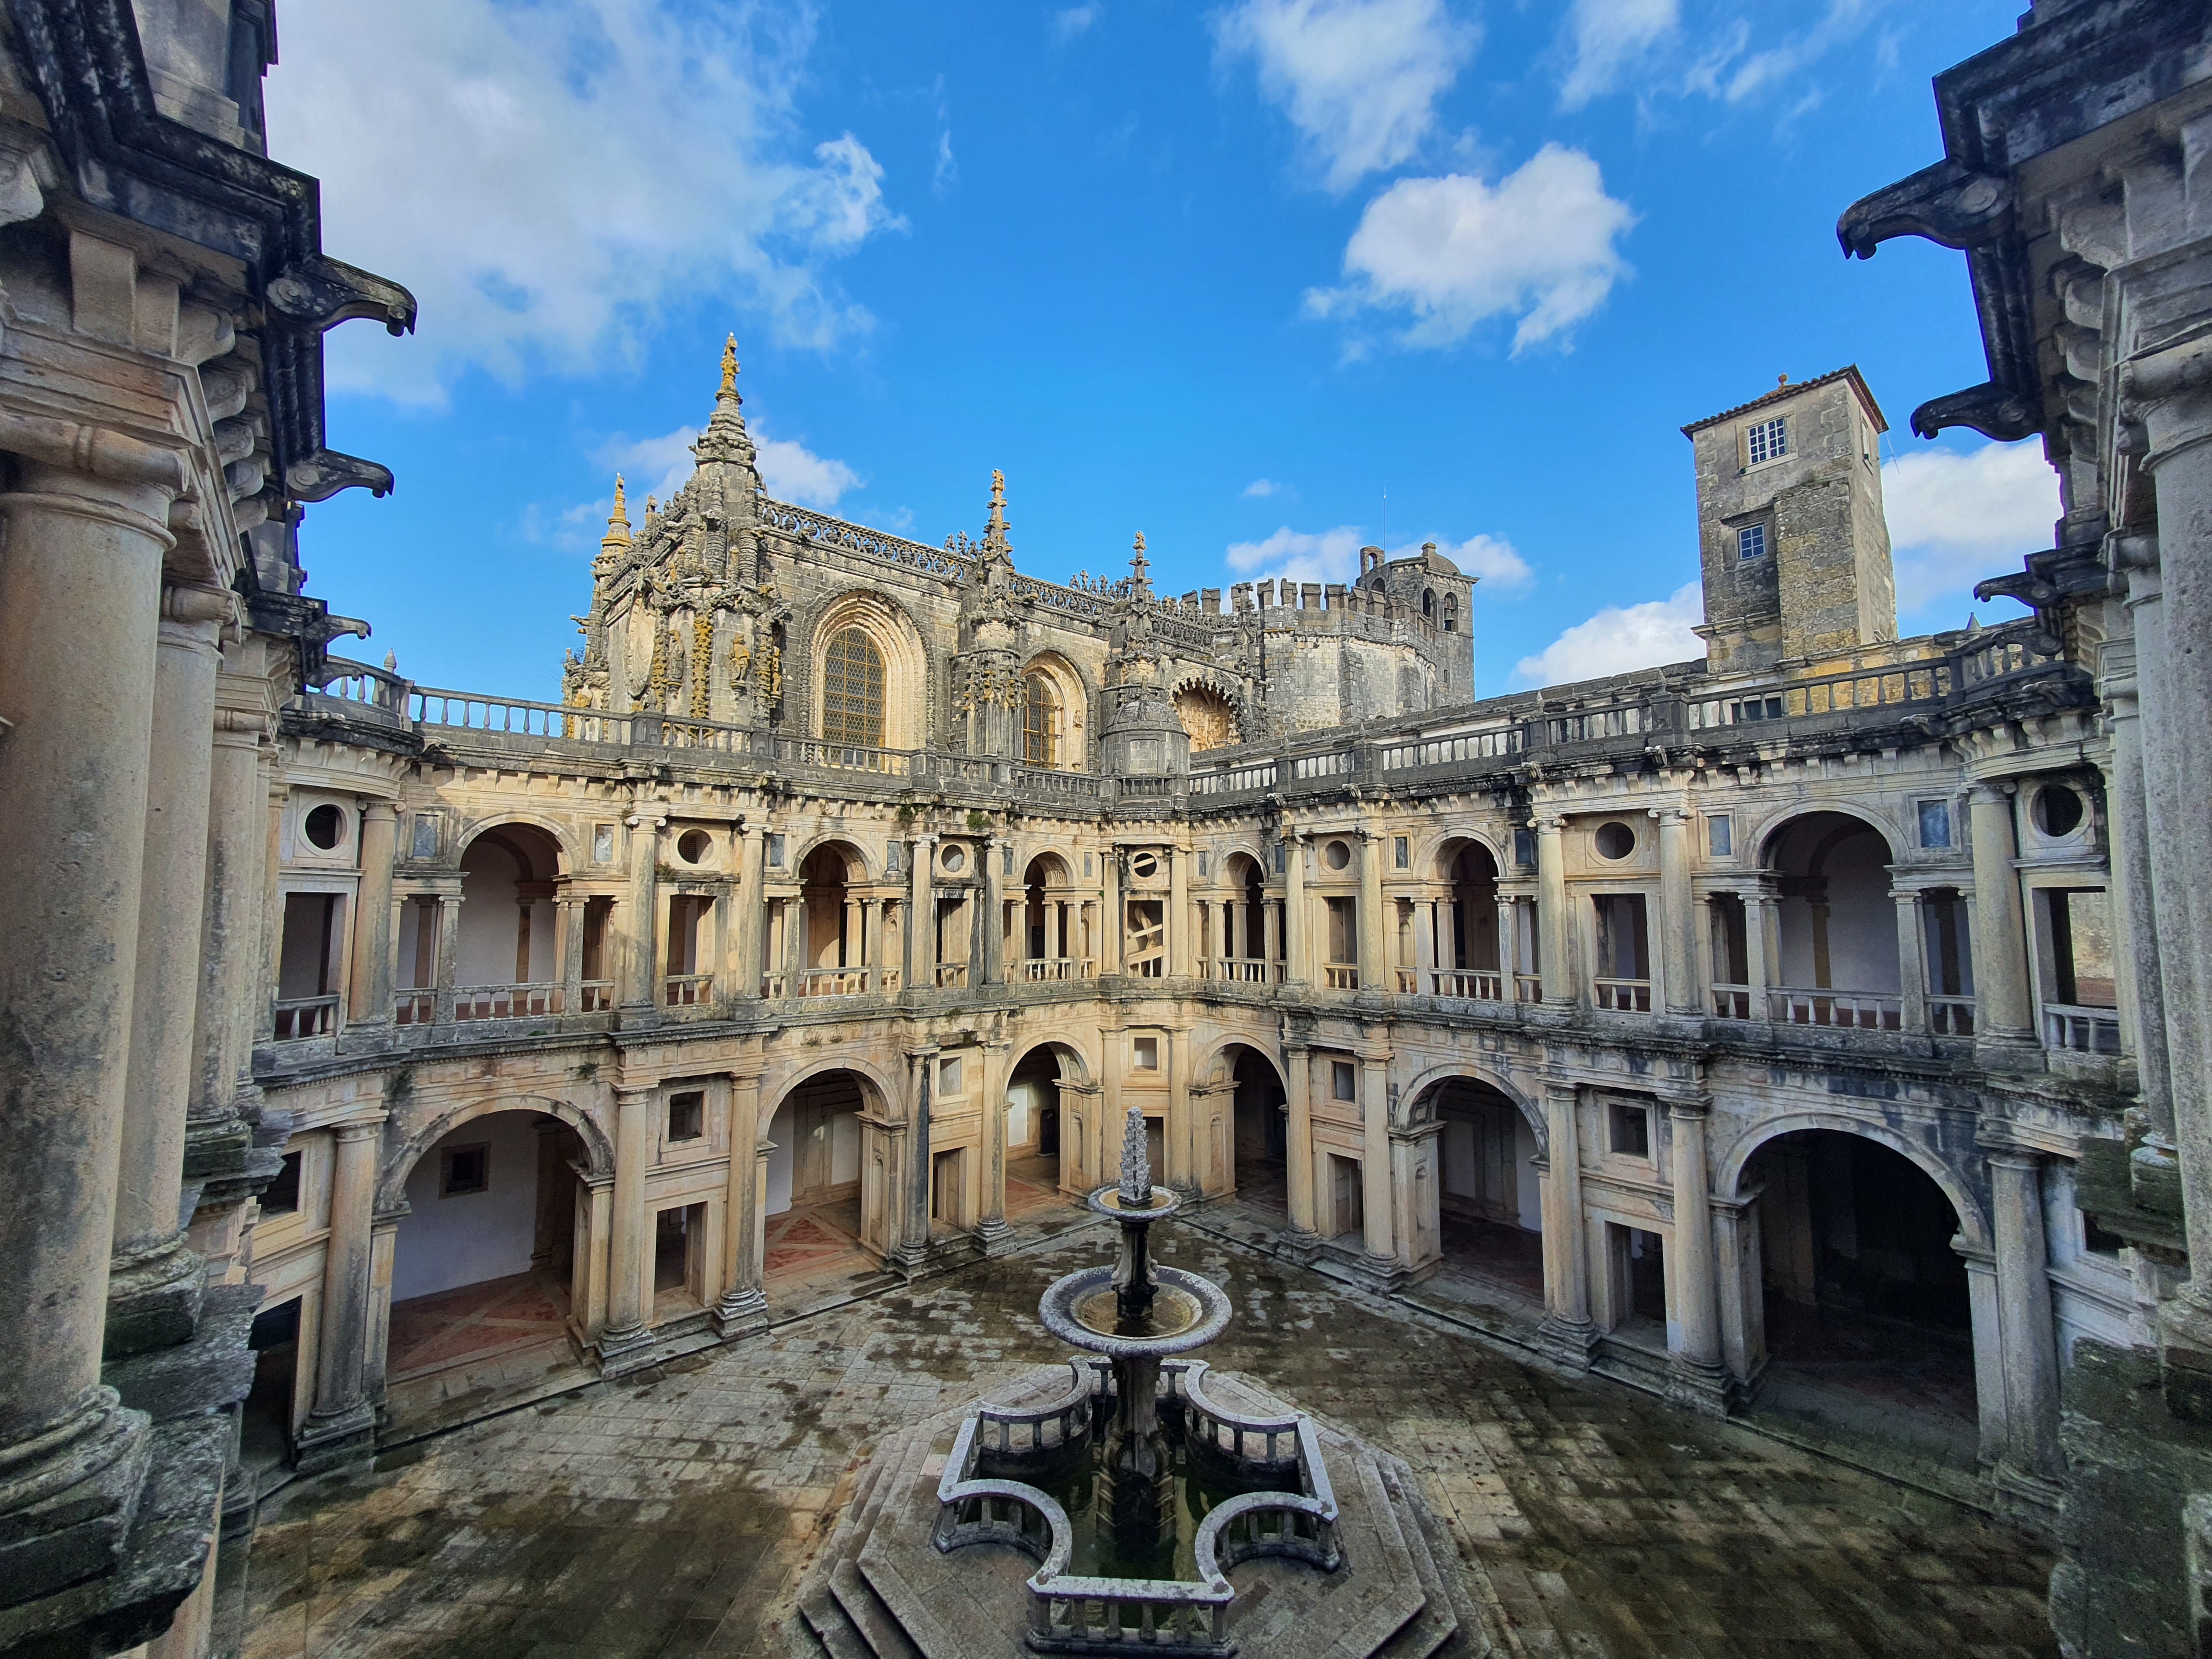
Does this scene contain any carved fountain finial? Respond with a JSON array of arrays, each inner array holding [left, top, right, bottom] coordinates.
[[1118, 1104, 1151, 1206]]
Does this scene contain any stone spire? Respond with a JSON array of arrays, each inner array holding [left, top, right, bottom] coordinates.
[[598, 474, 631, 559], [1128, 531, 1152, 597], [695, 332, 757, 468], [985, 469, 1010, 547]]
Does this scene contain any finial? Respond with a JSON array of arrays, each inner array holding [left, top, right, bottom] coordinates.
[[720, 333, 739, 396], [1130, 531, 1150, 582], [600, 472, 633, 554], [1118, 1104, 1151, 1205], [1777, 371, 1789, 387], [383, 649, 397, 673]]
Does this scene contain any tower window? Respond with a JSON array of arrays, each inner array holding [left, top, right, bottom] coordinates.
[[1022, 674, 1058, 767], [1737, 524, 1768, 561], [1746, 416, 1788, 465], [821, 628, 886, 747]]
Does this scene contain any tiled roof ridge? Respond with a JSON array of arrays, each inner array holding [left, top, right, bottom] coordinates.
[[1681, 365, 1888, 437]]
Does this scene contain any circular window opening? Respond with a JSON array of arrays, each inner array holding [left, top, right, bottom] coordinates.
[[1129, 850, 1159, 881], [1323, 840, 1351, 871], [303, 804, 346, 851], [1594, 822, 1635, 860], [676, 829, 712, 865], [940, 844, 967, 874], [2034, 784, 2084, 838]]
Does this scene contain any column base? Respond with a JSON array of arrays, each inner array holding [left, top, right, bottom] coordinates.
[[1537, 1316, 1600, 1370], [1989, 1460, 2064, 1534], [0, 1393, 151, 1611], [1973, 1033, 2045, 1072], [104, 1238, 205, 1359], [713, 1290, 769, 1342], [291, 1402, 376, 1475], [2160, 1293, 2212, 1424], [1665, 1357, 1732, 1418], [973, 1216, 1014, 1258], [1273, 1226, 1323, 1266], [594, 1322, 660, 1378], [890, 1240, 935, 1281], [1354, 1252, 1416, 1293]]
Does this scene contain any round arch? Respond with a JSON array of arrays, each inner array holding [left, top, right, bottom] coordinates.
[[1211, 836, 1274, 882], [376, 1093, 612, 1212], [807, 589, 931, 751], [1169, 674, 1246, 753], [454, 814, 576, 877], [1426, 829, 1504, 881], [1006, 1034, 1095, 1086], [1022, 849, 1077, 889], [1019, 651, 1089, 770], [760, 1055, 902, 1121], [1751, 801, 1902, 869], [790, 833, 876, 884], [1397, 1062, 1544, 1148], [1715, 1111, 1988, 1248]]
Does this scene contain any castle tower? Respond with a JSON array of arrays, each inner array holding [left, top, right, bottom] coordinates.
[[1683, 366, 1895, 672]]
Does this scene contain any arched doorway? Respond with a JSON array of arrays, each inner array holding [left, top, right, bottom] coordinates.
[[1222, 1043, 1287, 1213], [1219, 854, 1277, 981], [1020, 854, 1078, 978], [763, 1070, 869, 1287], [1764, 812, 1901, 1028], [795, 842, 868, 996], [448, 823, 565, 1018], [1427, 838, 1502, 998], [1005, 1043, 1083, 1216], [385, 1108, 585, 1399], [1426, 1077, 1544, 1305], [1745, 1129, 1978, 1464]]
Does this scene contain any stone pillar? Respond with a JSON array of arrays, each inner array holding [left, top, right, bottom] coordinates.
[[976, 1039, 1013, 1252], [1744, 886, 1775, 1011], [364, 1216, 399, 1406], [1988, 1149, 2063, 1485], [577, 1176, 613, 1341], [1658, 809, 1698, 1015], [109, 584, 232, 1352], [714, 1073, 768, 1338], [1496, 897, 1517, 993], [1277, 1044, 1319, 1248], [296, 1119, 382, 1468], [1283, 832, 1308, 986], [349, 802, 399, 1026], [557, 895, 586, 1013], [188, 684, 270, 1129], [1711, 1192, 1765, 1387], [2112, 557, 2181, 1150], [1356, 831, 1386, 995], [1957, 1241, 2011, 1469], [432, 889, 462, 1024], [1168, 844, 1192, 978], [2095, 675, 2154, 1093], [1359, 1057, 1395, 1267], [734, 823, 766, 998], [1535, 815, 1573, 1006], [1666, 1100, 1727, 1413], [1892, 889, 1928, 1035], [1967, 784, 2036, 1060], [598, 1085, 658, 1371], [1414, 897, 1438, 988], [0, 438, 184, 1584], [906, 835, 936, 991], [619, 808, 664, 1018], [978, 837, 1005, 986], [1100, 844, 1122, 975], [1538, 1082, 1597, 1365], [896, 1047, 936, 1275], [1263, 893, 1283, 976]]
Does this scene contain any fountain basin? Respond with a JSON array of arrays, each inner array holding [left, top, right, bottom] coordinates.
[[1038, 1265, 1232, 1358]]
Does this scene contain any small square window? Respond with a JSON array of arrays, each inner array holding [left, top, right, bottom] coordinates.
[[1919, 800, 1953, 849], [1274, 843, 1287, 874], [440, 1142, 490, 1197], [939, 1057, 963, 1094], [411, 815, 440, 859], [1003, 846, 1015, 876], [886, 842, 902, 875], [1608, 1102, 1649, 1159], [1085, 852, 1095, 878], [262, 1151, 302, 1216], [1746, 416, 1788, 466], [1707, 815, 1733, 858], [1132, 1037, 1158, 1071], [1394, 836, 1410, 868], [592, 824, 615, 864], [1198, 851, 1210, 878], [1332, 1060, 1357, 1102], [667, 1091, 704, 1143], [1737, 524, 1768, 561], [1513, 829, 1536, 868], [768, 833, 785, 867]]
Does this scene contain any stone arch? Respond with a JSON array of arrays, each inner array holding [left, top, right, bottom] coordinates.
[[1427, 830, 1504, 882], [1169, 673, 1246, 753], [1007, 1036, 1093, 1086], [805, 589, 931, 751], [1397, 1060, 1544, 1149], [1715, 1110, 1988, 1248], [376, 1093, 612, 1213], [1751, 800, 1902, 869], [454, 813, 576, 876], [1190, 1029, 1286, 1092], [789, 833, 876, 884], [1019, 650, 1089, 770], [1022, 849, 1077, 889], [760, 1054, 902, 1121]]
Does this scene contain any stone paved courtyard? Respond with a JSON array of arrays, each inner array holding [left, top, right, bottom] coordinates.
[[238, 1225, 2057, 1659]]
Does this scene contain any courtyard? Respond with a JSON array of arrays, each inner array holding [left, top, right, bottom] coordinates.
[[237, 1223, 2056, 1659]]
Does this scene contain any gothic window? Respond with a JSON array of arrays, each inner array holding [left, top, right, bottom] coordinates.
[[1746, 416, 1788, 465], [821, 628, 885, 747], [1023, 674, 1058, 767]]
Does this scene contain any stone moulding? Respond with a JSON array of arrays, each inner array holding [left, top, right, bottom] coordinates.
[[932, 1357, 1341, 1656]]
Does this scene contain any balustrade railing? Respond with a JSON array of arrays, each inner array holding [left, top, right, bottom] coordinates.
[[1186, 759, 1277, 795], [1322, 964, 1359, 990], [394, 989, 436, 1026], [1514, 971, 1543, 1003], [2044, 1002, 2121, 1054], [272, 994, 338, 1040], [1206, 956, 1282, 984], [1593, 976, 1652, 1012], [793, 967, 870, 998], [1430, 967, 1503, 1000], [1020, 957, 1094, 982], [1380, 725, 1521, 770], [935, 963, 971, 989], [1927, 994, 1975, 1036], [663, 972, 715, 1007], [1710, 983, 1754, 1019], [1770, 986, 1902, 1031], [759, 498, 973, 577], [455, 982, 560, 1020]]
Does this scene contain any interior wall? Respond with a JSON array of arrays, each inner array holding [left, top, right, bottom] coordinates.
[[391, 1110, 545, 1302], [765, 1072, 866, 1215], [455, 839, 553, 986]]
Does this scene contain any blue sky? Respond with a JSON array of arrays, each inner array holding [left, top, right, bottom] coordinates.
[[268, 0, 2053, 705]]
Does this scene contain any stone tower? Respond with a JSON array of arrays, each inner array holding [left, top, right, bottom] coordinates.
[[1683, 366, 1895, 672]]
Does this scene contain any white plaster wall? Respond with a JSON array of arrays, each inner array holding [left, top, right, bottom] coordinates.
[[1776, 831, 1898, 991], [766, 1100, 795, 1214], [457, 840, 551, 986], [390, 1111, 544, 1302], [1515, 1113, 1542, 1232], [1006, 1078, 1043, 1151]]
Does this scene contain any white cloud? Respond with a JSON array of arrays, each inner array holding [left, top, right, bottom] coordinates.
[[594, 417, 861, 523], [1395, 533, 1531, 589], [933, 129, 959, 194], [1559, 0, 1679, 108], [1511, 581, 1704, 687], [1054, 3, 1102, 41], [1242, 478, 1283, 498], [757, 434, 863, 509], [1225, 524, 1366, 585], [1306, 145, 1635, 352], [266, 0, 904, 403], [1214, 0, 1478, 193], [1882, 438, 2059, 620]]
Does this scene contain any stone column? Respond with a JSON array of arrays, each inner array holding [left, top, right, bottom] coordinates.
[[2111, 561, 2179, 1146], [0, 436, 184, 1578], [1744, 886, 1775, 1012], [896, 1047, 936, 1275], [734, 823, 766, 998], [1100, 844, 1122, 975], [1988, 1149, 2063, 1484], [1658, 808, 1698, 1015], [1283, 832, 1308, 986], [188, 684, 271, 1130], [2095, 674, 2154, 1090], [1263, 893, 1283, 977], [1666, 1100, 1727, 1413], [714, 1073, 768, 1338], [1357, 830, 1385, 995], [619, 808, 664, 1018], [1496, 897, 1518, 993], [906, 835, 936, 991], [296, 1119, 382, 1468], [1535, 815, 1573, 1006], [1359, 1057, 1395, 1267], [432, 889, 462, 1024], [598, 1085, 658, 1371], [1967, 784, 2036, 1060], [348, 802, 399, 1027], [364, 1215, 400, 1406], [1538, 1082, 1597, 1365], [1956, 1240, 2011, 1469], [1280, 1043, 1319, 1248], [1168, 844, 1192, 978], [976, 1039, 1013, 1252], [557, 895, 586, 1013], [1892, 889, 1928, 1035], [109, 584, 233, 1352], [1414, 897, 1437, 988], [978, 837, 1006, 986]]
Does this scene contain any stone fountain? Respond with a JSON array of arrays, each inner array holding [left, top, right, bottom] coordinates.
[[794, 1107, 1491, 1657]]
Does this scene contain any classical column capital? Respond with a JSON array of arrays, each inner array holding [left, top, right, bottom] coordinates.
[[1983, 1146, 2045, 1175], [1663, 1096, 1712, 1123], [331, 1117, 386, 1145], [362, 800, 399, 825]]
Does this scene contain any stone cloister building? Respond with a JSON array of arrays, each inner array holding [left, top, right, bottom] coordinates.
[[2, 1, 2207, 1657]]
